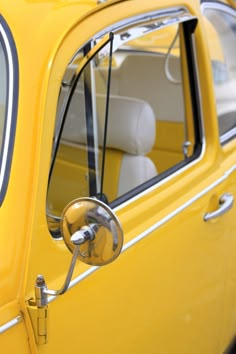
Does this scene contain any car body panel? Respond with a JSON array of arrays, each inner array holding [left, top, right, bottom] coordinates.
[[0, 0, 236, 353]]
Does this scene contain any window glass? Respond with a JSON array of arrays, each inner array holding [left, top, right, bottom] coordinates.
[[203, 6, 236, 141], [0, 42, 7, 150], [47, 14, 200, 228]]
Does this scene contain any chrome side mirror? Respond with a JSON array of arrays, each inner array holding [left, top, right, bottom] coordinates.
[[35, 198, 123, 306], [62, 197, 123, 266]]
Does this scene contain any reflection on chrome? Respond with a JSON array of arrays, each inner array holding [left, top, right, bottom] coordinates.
[[61, 197, 123, 266]]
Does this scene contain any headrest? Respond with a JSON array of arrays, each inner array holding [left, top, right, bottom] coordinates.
[[61, 90, 156, 155], [118, 54, 185, 122]]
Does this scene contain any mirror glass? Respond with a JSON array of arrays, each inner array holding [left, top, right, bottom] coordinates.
[[61, 197, 123, 266]]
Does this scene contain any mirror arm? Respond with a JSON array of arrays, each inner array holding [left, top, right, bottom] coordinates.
[[34, 225, 98, 307], [35, 245, 80, 307], [46, 245, 80, 296], [34, 225, 97, 307]]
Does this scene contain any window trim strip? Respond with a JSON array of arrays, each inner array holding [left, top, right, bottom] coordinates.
[[0, 315, 22, 334]]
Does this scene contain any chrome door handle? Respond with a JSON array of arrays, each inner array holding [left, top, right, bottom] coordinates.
[[204, 193, 234, 221]]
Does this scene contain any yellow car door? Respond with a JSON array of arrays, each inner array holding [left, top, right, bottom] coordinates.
[[202, 2, 236, 352], [24, 1, 236, 353]]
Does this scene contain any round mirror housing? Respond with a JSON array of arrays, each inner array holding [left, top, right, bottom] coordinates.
[[60, 197, 123, 266]]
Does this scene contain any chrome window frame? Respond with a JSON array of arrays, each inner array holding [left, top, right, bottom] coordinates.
[[201, 1, 236, 144], [70, 7, 194, 63], [0, 15, 18, 205], [49, 6, 203, 215]]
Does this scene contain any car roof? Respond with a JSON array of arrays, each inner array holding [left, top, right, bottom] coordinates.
[[0, 0, 126, 54]]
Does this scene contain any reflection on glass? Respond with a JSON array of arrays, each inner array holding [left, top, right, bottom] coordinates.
[[204, 8, 236, 138]]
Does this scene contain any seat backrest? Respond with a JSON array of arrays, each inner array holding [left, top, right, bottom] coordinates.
[[95, 53, 185, 123], [96, 94, 157, 196], [60, 90, 157, 199]]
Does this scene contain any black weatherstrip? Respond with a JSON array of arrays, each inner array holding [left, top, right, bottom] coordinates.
[[83, 42, 97, 197], [183, 18, 203, 156]]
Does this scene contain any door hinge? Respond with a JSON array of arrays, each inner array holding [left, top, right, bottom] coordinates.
[[27, 302, 48, 345]]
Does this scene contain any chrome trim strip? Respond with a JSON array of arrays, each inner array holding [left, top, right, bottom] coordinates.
[[70, 6, 192, 62], [119, 164, 236, 248], [48, 163, 236, 303], [48, 266, 99, 303], [221, 127, 236, 145], [0, 22, 14, 192], [0, 315, 22, 334]]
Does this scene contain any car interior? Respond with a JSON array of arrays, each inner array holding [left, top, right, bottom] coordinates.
[[47, 23, 194, 222]]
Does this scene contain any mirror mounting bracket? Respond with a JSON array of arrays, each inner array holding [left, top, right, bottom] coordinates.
[[35, 244, 83, 307]]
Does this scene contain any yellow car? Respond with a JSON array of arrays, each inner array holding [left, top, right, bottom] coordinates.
[[1, 0, 236, 353]]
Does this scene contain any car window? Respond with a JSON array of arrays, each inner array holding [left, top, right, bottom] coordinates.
[[0, 16, 18, 205], [202, 3, 236, 142], [47, 10, 202, 235]]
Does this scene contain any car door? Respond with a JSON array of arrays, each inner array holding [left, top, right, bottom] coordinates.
[[25, 1, 236, 353], [201, 2, 236, 352]]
